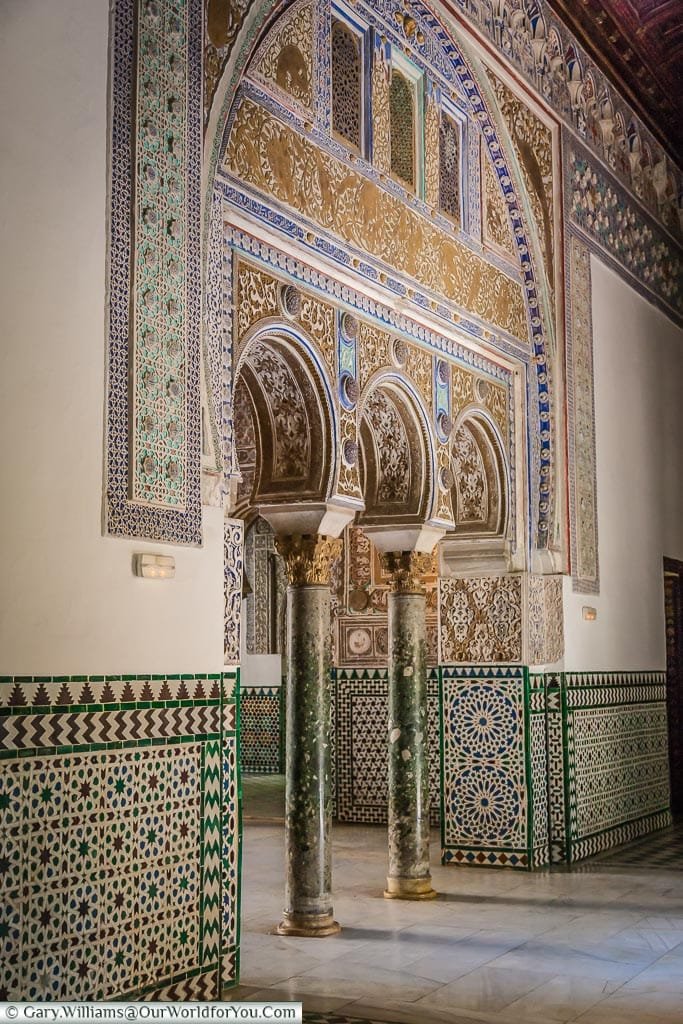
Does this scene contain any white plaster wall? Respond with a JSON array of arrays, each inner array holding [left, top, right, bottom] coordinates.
[[0, 0, 224, 674], [563, 257, 683, 671]]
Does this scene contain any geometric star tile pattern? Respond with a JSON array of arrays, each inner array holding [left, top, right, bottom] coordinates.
[[0, 672, 239, 1001]]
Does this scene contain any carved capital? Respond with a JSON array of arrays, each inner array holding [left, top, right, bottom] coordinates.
[[275, 534, 342, 586], [380, 551, 433, 594]]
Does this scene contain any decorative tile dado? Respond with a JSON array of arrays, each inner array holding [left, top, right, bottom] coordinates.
[[545, 671, 672, 864], [333, 669, 440, 827], [107, 0, 202, 543], [441, 665, 547, 868], [240, 686, 282, 774], [0, 672, 239, 1000]]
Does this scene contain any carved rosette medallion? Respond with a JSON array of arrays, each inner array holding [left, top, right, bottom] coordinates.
[[275, 534, 343, 586], [380, 551, 434, 594]]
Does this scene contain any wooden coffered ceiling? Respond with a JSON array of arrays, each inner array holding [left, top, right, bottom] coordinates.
[[546, 0, 683, 166]]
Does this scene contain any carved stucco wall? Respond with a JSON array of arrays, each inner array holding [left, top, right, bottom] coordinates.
[[440, 574, 564, 665], [333, 526, 439, 667], [210, 0, 561, 556]]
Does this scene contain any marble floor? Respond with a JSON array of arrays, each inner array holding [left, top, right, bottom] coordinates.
[[225, 775, 683, 1024]]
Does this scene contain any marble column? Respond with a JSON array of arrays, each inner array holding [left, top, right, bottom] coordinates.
[[274, 534, 342, 937], [380, 551, 437, 900]]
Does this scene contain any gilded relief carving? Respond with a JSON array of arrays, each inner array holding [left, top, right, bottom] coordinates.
[[451, 366, 509, 444], [246, 346, 311, 480], [299, 292, 336, 379], [371, 40, 391, 175], [364, 391, 411, 504], [336, 407, 363, 501], [276, 534, 343, 586], [358, 322, 390, 389], [249, 0, 314, 109], [482, 149, 515, 257], [204, 0, 250, 129], [424, 87, 441, 210], [225, 99, 528, 340], [453, 425, 488, 524], [440, 576, 523, 663], [380, 551, 434, 594], [405, 344, 434, 413], [235, 259, 335, 378], [436, 444, 455, 523], [235, 261, 279, 343], [486, 69, 555, 291]]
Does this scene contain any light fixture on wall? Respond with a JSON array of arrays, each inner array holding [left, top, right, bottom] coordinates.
[[134, 553, 175, 579], [582, 606, 597, 621]]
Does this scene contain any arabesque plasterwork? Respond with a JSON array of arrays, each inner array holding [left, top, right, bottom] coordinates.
[[248, 0, 315, 111], [485, 68, 555, 293], [440, 576, 523, 663], [451, 366, 509, 446], [566, 235, 599, 593], [482, 147, 516, 257], [224, 98, 528, 342]]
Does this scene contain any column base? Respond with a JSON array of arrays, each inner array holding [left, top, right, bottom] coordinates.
[[384, 876, 437, 901], [276, 910, 341, 938]]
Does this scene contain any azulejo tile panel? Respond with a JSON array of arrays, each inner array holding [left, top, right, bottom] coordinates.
[[107, 0, 202, 543], [240, 686, 283, 774], [440, 665, 548, 869], [0, 672, 239, 1000], [561, 671, 672, 862], [333, 670, 440, 827]]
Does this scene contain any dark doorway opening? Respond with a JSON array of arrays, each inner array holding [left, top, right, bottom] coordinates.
[[664, 557, 683, 816]]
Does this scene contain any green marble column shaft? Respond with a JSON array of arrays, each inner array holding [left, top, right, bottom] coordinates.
[[275, 535, 341, 937], [383, 551, 436, 900]]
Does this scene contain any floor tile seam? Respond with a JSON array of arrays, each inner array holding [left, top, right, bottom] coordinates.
[[289, 959, 451, 993], [502, 972, 631, 1023]]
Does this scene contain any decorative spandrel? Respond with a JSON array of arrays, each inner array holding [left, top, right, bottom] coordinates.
[[485, 69, 555, 292], [331, 20, 362, 151], [249, 0, 315, 110]]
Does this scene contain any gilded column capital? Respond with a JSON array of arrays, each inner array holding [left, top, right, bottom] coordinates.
[[275, 534, 342, 587], [380, 551, 433, 594]]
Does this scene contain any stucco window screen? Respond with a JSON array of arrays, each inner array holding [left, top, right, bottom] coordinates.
[[331, 19, 362, 152], [389, 68, 415, 188], [439, 113, 461, 224]]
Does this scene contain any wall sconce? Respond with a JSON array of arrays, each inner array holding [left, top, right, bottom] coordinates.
[[134, 553, 175, 579], [582, 606, 597, 621]]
